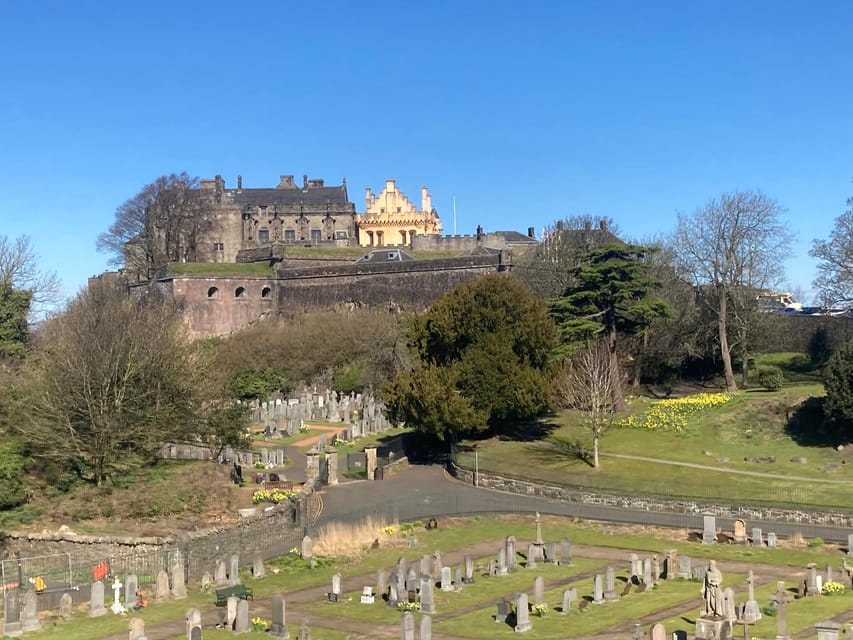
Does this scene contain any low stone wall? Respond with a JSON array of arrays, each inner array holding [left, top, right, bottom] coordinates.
[[449, 463, 853, 528]]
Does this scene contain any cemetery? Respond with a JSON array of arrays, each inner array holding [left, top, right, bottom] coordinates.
[[2, 512, 852, 640]]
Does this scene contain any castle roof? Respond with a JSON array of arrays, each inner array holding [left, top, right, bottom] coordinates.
[[232, 186, 351, 207]]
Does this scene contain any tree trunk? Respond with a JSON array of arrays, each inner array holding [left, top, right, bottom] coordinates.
[[593, 429, 600, 469], [741, 341, 750, 389], [718, 292, 738, 392], [608, 323, 625, 411]]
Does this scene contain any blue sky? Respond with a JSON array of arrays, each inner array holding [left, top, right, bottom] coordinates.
[[1, 0, 851, 304]]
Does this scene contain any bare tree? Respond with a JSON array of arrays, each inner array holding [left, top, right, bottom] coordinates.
[[97, 173, 208, 282], [811, 195, 853, 308], [514, 215, 621, 297], [672, 190, 793, 391], [15, 278, 240, 485], [558, 339, 614, 469], [0, 234, 60, 316]]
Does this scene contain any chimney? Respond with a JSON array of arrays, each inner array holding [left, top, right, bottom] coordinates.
[[214, 174, 224, 192], [599, 220, 607, 231], [303, 174, 308, 189], [237, 175, 242, 190], [385, 179, 396, 192], [527, 227, 535, 239], [365, 187, 374, 209], [277, 175, 295, 189], [421, 186, 431, 213]]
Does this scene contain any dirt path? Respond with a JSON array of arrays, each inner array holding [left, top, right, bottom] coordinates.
[[291, 424, 350, 448]]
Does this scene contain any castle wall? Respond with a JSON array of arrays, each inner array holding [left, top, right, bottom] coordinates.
[[158, 253, 509, 338]]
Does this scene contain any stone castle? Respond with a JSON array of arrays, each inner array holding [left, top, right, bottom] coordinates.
[[121, 173, 543, 338]]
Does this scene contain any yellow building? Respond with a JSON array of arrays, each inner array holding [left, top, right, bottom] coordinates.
[[356, 179, 442, 247]]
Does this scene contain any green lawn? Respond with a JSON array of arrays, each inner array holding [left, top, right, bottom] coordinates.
[[167, 262, 275, 276], [458, 383, 853, 509]]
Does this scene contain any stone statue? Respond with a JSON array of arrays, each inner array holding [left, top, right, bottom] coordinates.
[[703, 560, 723, 617]]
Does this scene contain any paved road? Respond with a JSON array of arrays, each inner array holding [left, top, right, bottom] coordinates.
[[316, 464, 853, 544]]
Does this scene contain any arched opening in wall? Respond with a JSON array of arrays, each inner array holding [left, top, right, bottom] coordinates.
[[261, 286, 272, 299], [207, 287, 220, 299], [235, 287, 246, 298], [399, 230, 407, 245]]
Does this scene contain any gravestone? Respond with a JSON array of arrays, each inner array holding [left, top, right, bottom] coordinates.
[[186, 607, 202, 639], [129, 617, 146, 640], [560, 537, 572, 565], [21, 589, 42, 632], [767, 532, 777, 548], [454, 567, 462, 588], [326, 449, 339, 485], [360, 586, 375, 604], [605, 566, 618, 601], [365, 447, 377, 481], [733, 519, 747, 544], [526, 543, 537, 569], [214, 559, 229, 587], [464, 555, 475, 583], [826, 564, 834, 584], [496, 598, 511, 623], [401, 610, 415, 640], [298, 619, 311, 640], [677, 556, 691, 580], [229, 553, 241, 585], [664, 549, 677, 580], [506, 536, 517, 571], [561, 588, 574, 614], [171, 557, 187, 599], [200, 572, 212, 593], [125, 574, 138, 609], [630, 553, 641, 578], [702, 513, 716, 544], [377, 569, 388, 600], [421, 555, 432, 577], [441, 567, 453, 591], [111, 577, 126, 614], [90, 580, 107, 617], [514, 593, 532, 632], [301, 535, 314, 560], [593, 573, 605, 603], [621, 581, 632, 597], [814, 621, 842, 640], [59, 592, 73, 620], [806, 563, 820, 596], [742, 570, 762, 623], [420, 613, 432, 640], [642, 558, 652, 586], [723, 587, 736, 622], [848, 533, 853, 557], [332, 573, 342, 596], [420, 574, 436, 613], [488, 560, 497, 576], [388, 583, 399, 606], [406, 567, 418, 594], [650, 622, 667, 640], [533, 576, 545, 605], [498, 548, 508, 575], [752, 527, 763, 547], [234, 599, 250, 633], [155, 570, 170, 602], [227, 596, 239, 630], [253, 554, 266, 579], [432, 552, 442, 579], [771, 582, 792, 640], [543, 542, 558, 564], [651, 555, 660, 585], [270, 594, 290, 639]]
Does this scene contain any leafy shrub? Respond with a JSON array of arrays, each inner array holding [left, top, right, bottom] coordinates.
[[333, 364, 365, 394], [0, 438, 28, 509], [757, 366, 785, 391], [229, 367, 289, 401], [807, 537, 824, 548], [761, 605, 777, 617]]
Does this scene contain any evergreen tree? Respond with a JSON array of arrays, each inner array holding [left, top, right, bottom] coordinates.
[[823, 339, 853, 439], [550, 245, 671, 411]]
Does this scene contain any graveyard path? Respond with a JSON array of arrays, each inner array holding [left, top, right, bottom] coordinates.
[[599, 452, 853, 484], [291, 424, 350, 448]]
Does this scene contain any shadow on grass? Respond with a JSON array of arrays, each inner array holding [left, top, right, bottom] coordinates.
[[520, 437, 596, 469], [495, 418, 561, 442], [784, 395, 840, 448]]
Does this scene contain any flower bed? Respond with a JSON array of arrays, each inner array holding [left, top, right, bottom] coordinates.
[[616, 393, 733, 432], [252, 488, 299, 504]]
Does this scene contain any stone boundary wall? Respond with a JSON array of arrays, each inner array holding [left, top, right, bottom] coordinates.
[[448, 463, 853, 528]]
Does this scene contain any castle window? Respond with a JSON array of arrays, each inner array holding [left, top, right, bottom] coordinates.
[[213, 242, 224, 252], [334, 230, 348, 239], [284, 229, 295, 242], [396, 207, 401, 213], [258, 229, 270, 244], [261, 286, 272, 299], [207, 287, 220, 299], [310, 229, 322, 244], [380, 208, 385, 214], [235, 287, 246, 298]]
